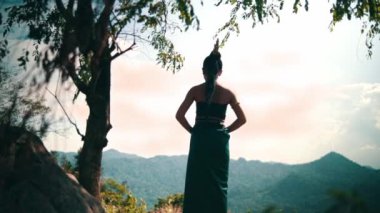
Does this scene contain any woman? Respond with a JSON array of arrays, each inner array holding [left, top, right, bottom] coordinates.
[[176, 40, 246, 213]]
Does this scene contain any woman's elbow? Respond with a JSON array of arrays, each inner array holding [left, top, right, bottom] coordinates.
[[240, 117, 247, 125], [175, 112, 182, 121]]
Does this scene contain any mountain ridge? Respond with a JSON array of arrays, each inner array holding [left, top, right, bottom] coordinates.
[[55, 150, 380, 212], [101, 150, 378, 169]]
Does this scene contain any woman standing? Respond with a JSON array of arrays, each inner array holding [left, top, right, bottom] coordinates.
[[176, 40, 246, 213]]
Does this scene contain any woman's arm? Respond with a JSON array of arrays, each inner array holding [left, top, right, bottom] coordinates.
[[226, 93, 246, 133], [176, 88, 195, 133]]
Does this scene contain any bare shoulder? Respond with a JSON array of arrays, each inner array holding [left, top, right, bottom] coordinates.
[[189, 84, 203, 94], [192, 83, 204, 91], [187, 84, 204, 100], [226, 88, 238, 104], [217, 84, 238, 104]]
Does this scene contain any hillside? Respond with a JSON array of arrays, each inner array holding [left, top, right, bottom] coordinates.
[[57, 150, 380, 212]]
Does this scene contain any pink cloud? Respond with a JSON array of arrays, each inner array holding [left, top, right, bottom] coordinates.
[[237, 83, 329, 137]]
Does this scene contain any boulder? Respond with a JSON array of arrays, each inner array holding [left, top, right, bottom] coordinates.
[[0, 125, 105, 213]]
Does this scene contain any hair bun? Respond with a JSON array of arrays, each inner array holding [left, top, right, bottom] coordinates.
[[210, 39, 221, 59], [210, 51, 221, 60]]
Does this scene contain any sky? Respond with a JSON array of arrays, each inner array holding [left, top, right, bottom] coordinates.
[[40, 1, 380, 168]]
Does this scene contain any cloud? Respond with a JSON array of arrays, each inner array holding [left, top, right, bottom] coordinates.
[[360, 144, 380, 151], [38, 0, 380, 168], [245, 83, 327, 132], [310, 83, 380, 167], [44, 53, 380, 169]]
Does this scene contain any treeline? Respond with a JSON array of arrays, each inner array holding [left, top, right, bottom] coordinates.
[[54, 153, 371, 213]]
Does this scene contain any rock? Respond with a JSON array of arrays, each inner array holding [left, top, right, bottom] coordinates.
[[67, 173, 79, 184], [0, 125, 105, 213]]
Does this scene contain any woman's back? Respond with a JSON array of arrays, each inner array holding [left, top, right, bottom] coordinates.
[[192, 83, 232, 123], [192, 83, 234, 105]]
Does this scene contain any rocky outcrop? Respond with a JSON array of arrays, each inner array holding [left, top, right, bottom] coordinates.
[[0, 125, 105, 213]]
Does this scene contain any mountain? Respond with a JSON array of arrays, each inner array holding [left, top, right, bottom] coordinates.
[[102, 148, 140, 160], [261, 152, 380, 212], [57, 151, 380, 212], [101, 153, 188, 207]]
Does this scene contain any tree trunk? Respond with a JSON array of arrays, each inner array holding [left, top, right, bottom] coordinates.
[[78, 53, 112, 199]]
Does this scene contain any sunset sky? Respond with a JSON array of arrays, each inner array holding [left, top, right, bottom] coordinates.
[[42, 1, 380, 168]]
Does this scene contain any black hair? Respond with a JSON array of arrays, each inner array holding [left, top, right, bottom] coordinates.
[[203, 51, 222, 104]]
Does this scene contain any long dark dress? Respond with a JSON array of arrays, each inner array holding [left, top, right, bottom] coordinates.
[[183, 102, 230, 213]]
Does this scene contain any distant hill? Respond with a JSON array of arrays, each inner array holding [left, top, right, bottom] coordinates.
[[101, 150, 188, 207], [102, 148, 140, 160], [56, 150, 380, 212]]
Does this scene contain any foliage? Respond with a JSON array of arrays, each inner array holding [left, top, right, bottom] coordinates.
[[214, 0, 284, 46], [0, 66, 50, 138], [1, 0, 200, 198], [216, 0, 380, 56], [262, 205, 284, 213], [51, 148, 81, 179], [101, 178, 147, 213], [59, 154, 76, 173], [101, 153, 187, 208], [151, 193, 184, 213], [0, 0, 199, 85], [329, 0, 380, 57], [53, 150, 377, 213], [325, 189, 368, 213], [96, 150, 380, 212]]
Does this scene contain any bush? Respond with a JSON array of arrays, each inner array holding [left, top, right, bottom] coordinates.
[[150, 193, 184, 213], [101, 178, 147, 213]]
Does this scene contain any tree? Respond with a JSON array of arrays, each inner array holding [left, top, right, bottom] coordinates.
[[1, 0, 198, 199], [55, 151, 78, 176], [216, 0, 380, 57], [0, 62, 50, 138], [150, 193, 184, 213], [325, 189, 367, 213], [101, 178, 147, 213], [261, 205, 284, 213]]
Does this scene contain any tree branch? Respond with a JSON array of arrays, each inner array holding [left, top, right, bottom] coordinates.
[[87, 0, 115, 93], [67, 0, 74, 15], [46, 87, 85, 141], [111, 41, 136, 60], [55, 0, 66, 13], [55, 0, 73, 20], [118, 32, 151, 43], [94, 0, 115, 57], [63, 54, 89, 95], [111, 11, 124, 39]]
